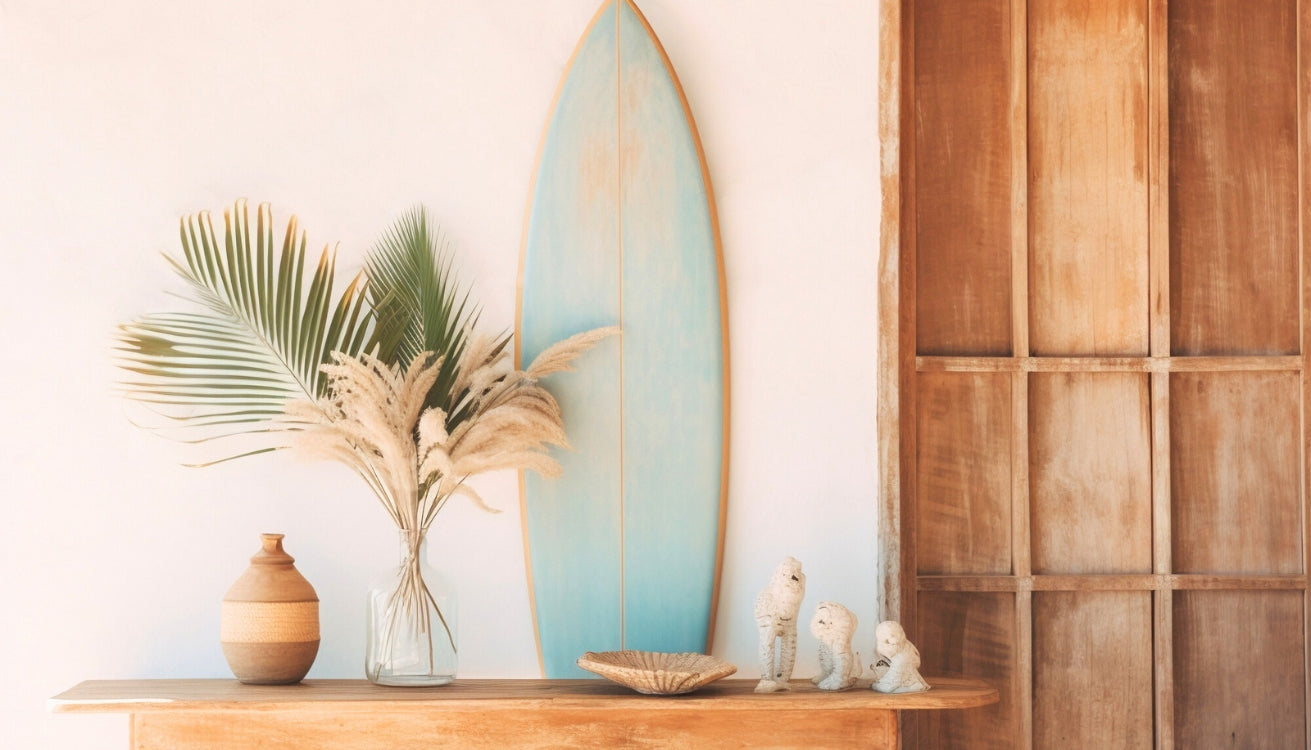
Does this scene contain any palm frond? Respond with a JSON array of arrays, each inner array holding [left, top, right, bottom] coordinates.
[[363, 207, 502, 420], [115, 200, 374, 456]]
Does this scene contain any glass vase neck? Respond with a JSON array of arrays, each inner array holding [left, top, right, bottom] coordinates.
[[397, 528, 427, 561]]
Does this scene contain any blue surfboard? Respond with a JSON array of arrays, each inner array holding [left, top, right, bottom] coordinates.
[[516, 0, 729, 678]]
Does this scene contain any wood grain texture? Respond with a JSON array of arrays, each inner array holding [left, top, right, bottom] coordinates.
[[913, 0, 1012, 356], [1147, 0, 1169, 359], [50, 678, 998, 713], [1028, 0, 1149, 356], [1303, 0, 1311, 725], [128, 708, 898, 750], [1149, 373, 1171, 577], [1010, 369, 1031, 581], [877, 0, 904, 627], [55, 678, 999, 749], [898, 0, 1311, 746], [1168, 0, 1299, 355], [916, 373, 1012, 575], [1008, 0, 1029, 360], [917, 575, 1307, 592], [1170, 372, 1302, 575], [1029, 373, 1152, 574], [1152, 588, 1173, 750], [917, 355, 1303, 373], [897, 0, 919, 641], [1032, 592, 1154, 749], [914, 593, 1017, 750], [1173, 591, 1307, 748]]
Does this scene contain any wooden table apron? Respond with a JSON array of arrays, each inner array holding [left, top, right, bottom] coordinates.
[[49, 677, 997, 750]]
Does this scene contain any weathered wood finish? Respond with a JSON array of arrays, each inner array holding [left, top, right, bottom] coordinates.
[[914, 593, 1017, 750], [892, 0, 1311, 747], [917, 355, 1303, 373], [877, 0, 904, 630], [128, 709, 897, 750], [1170, 372, 1303, 575], [51, 678, 999, 750], [1173, 591, 1307, 748], [1168, 0, 1300, 356], [1028, 0, 1148, 357], [912, 0, 1012, 356], [1032, 592, 1155, 748], [1029, 373, 1152, 575], [916, 373, 1012, 575]]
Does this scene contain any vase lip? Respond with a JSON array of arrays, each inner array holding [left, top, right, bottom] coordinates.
[[252, 532, 295, 565]]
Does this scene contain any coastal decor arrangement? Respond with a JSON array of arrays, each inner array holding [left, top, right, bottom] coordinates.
[[117, 201, 613, 686], [871, 621, 931, 694], [518, 0, 730, 679], [576, 650, 737, 695], [810, 601, 862, 691], [753, 557, 806, 693], [220, 533, 320, 685]]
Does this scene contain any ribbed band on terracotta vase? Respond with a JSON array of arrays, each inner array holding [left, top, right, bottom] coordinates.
[[220, 601, 320, 643]]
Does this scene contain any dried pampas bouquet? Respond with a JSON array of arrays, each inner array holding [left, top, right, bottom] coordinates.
[[116, 200, 614, 684]]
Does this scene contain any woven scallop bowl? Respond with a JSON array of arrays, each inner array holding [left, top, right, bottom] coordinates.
[[576, 651, 737, 695]]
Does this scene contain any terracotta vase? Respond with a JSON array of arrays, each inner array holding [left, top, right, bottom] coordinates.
[[220, 533, 320, 684]]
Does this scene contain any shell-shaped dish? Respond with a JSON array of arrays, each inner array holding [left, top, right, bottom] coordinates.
[[577, 651, 737, 695]]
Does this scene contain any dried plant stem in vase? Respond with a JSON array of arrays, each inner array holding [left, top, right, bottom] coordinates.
[[366, 530, 456, 685]]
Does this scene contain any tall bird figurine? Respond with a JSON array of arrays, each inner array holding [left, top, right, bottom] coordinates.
[[754, 557, 806, 693]]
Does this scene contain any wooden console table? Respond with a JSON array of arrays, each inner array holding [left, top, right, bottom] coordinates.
[[50, 677, 997, 749]]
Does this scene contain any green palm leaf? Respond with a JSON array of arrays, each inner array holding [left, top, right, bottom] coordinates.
[[115, 200, 373, 461], [363, 207, 504, 424]]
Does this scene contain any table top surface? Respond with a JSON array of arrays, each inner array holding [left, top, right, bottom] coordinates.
[[49, 677, 998, 714]]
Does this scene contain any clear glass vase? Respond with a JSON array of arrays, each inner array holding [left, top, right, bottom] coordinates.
[[365, 529, 457, 686]]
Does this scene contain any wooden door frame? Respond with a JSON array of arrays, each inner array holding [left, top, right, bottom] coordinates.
[[876, 0, 905, 627]]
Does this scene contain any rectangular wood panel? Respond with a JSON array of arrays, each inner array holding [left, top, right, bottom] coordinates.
[[1173, 591, 1307, 748], [1170, 372, 1303, 575], [1030, 373, 1152, 574], [915, 593, 1017, 750], [1028, 0, 1149, 356], [1168, 0, 1299, 355], [914, 0, 1012, 356], [917, 373, 1012, 575], [899, 1, 1310, 748], [1033, 592, 1154, 749], [131, 708, 897, 750]]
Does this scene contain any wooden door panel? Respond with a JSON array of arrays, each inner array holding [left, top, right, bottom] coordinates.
[[1030, 373, 1152, 575], [1170, 372, 1303, 575], [1032, 592, 1154, 749], [1028, 0, 1149, 356], [1168, 0, 1299, 356], [916, 373, 1012, 576], [897, 0, 1309, 747], [913, 0, 1013, 356], [1173, 590, 1307, 748], [915, 592, 1018, 750]]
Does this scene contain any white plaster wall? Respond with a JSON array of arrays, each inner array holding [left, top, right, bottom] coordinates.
[[0, 1, 879, 747]]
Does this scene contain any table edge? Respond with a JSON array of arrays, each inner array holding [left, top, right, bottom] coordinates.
[[49, 677, 999, 714]]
